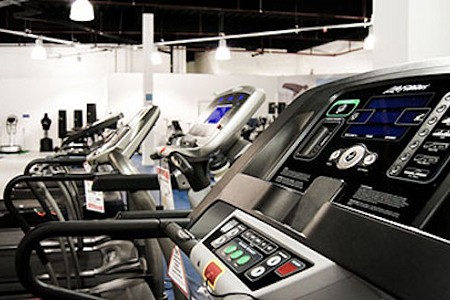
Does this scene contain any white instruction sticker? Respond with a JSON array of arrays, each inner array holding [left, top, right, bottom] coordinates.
[[157, 159, 175, 209], [167, 246, 190, 299], [84, 180, 105, 213]]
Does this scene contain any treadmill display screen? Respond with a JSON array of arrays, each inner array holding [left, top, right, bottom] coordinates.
[[343, 94, 432, 141], [206, 105, 232, 124]]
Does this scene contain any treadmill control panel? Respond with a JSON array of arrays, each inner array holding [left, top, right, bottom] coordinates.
[[271, 77, 450, 225], [204, 217, 312, 290]]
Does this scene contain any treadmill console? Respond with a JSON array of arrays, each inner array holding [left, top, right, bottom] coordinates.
[[272, 77, 450, 225], [159, 86, 265, 158], [190, 210, 365, 299], [204, 215, 312, 291]]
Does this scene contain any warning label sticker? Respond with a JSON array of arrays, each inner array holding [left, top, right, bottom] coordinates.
[[84, 180, 105, 213], [168, 246, 190, 298], [157, 160, 175, 209]]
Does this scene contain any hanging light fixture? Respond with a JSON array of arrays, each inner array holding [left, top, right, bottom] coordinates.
[[363, 26, 375, 50], [31, 39, 47, 60], [215, 33, 231, 61], [70, 0, 94, 22], [150, 46, 163, 65]]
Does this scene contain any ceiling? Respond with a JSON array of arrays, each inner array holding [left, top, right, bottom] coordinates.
[[0, 0, 372, 60]]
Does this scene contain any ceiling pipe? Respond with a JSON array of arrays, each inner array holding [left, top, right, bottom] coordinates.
[[0, 28, 79, 45], [156, 21, 372, 46], [40, 0, 366, 21]]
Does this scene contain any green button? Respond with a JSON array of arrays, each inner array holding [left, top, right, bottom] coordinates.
[[230, 250, 244, 259], [224, 245, 238, 254], [237, 255, 251, 265]]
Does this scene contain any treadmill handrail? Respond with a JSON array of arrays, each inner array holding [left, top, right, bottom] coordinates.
[[3, 173, 96, 234], [91, 173, 183, 191], [15, 219, 191, 300], [24, 156, 87, 175], [62, 112, 124, 146]]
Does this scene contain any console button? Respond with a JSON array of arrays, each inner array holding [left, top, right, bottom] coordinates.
[[442, 117, 450, 126], [262, 244, 277, 255], [409, 140, 420, 149], [400, 152, 411, 161], [336, 145, 366, 170], [236, 255, 251, 265], [224, 245, 237, 255], [276, 259, 306, 277], [363, 153, 377, 166], [437, 105, 447, 113], [230, 250, 244, 260], [389, 165, 402, 176], [249, 266, 266, 278], [267, 255, 283, 267], [418, 128, 430, 137], [427, 116, 438, 125], [326, 99, 360, 117], [413, 154, 439, 166], [329, 150, 341, 161], [220, 219, 238, 233], [423, 141, 449, 152], [211, 236, 228, 248], [226, 227, 241, 238]]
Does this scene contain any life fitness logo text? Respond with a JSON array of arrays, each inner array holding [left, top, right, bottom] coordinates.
[[383, 84, 431, 94]]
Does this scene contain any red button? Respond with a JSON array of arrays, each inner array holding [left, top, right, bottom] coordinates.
[[275, 259, 304, 277], [203, 261, 224, 288]]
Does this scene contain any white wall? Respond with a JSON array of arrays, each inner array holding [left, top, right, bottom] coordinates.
[[373, 0, 450, 68], [106, 73, 145, 124], [0, 45, 169, 150], [408, 0, 450, 62]]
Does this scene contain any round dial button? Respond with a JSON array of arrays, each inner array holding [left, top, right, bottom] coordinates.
[[336, 145, 366, 170]]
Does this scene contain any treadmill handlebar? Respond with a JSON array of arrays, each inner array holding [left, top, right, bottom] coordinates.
[[163, 221, 198, 255], [24, 156, 87, 175], [92, 173, 183, 191], [15, 218, 193, 300]]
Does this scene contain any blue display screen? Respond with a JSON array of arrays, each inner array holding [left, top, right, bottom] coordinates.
[[206, 105, 232, 124], [344, 94, 432, 141], [367, 95, 430, 109]]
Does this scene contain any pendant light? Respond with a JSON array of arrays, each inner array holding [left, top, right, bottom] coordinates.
[[31, 39, 47, 60], [215, 34, 231, 61], [70, 0, 94, 22]]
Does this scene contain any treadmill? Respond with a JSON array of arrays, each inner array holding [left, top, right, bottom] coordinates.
[[0, 106, 162, 299], [155, 86, 265, 207], [15, 58, 450, 300]]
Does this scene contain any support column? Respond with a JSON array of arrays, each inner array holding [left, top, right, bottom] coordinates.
[[373, 0, 450, 68], [172, 46, 187, 74], [142, 13, 155, 165]]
